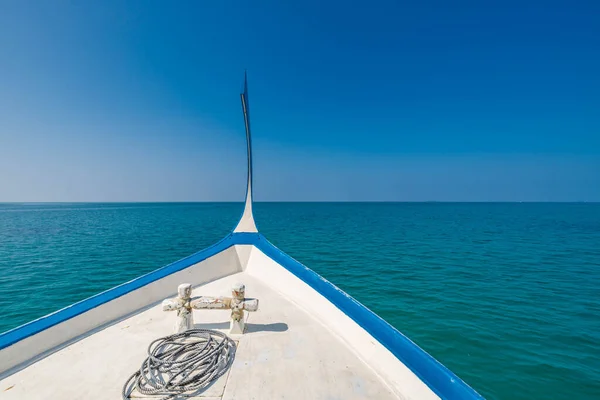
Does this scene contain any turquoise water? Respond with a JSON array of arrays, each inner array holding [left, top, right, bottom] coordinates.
[[0, 203, 599, 399]]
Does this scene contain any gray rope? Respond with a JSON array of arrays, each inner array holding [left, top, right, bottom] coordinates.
[[122, 329, 236, 399]]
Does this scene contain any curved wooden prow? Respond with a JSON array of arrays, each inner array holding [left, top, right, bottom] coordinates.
[[233, 72, 258, 233]]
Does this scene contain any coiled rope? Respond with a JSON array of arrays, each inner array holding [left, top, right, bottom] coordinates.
[[122, 329, 236, 399]]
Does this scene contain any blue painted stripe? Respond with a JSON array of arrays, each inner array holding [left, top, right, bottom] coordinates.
[[249, 234, 484, 400], [0, 233, 260, 351]]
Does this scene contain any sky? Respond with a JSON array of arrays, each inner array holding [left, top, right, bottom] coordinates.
[[0, 1, 599, 202]]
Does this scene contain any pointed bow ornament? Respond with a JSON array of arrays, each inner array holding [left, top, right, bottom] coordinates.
[[233, 71, 258, 233]]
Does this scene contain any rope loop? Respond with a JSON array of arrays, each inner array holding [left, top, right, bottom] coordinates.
[[122, 329, 236, 399]]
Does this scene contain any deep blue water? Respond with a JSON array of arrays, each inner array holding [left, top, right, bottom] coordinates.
[[0, 202, 599, 399]]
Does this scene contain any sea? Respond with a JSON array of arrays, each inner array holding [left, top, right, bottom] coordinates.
[[0, 202, 598, 399]]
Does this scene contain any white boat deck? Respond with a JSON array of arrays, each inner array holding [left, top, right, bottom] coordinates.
[[0, 271, 400, 400]]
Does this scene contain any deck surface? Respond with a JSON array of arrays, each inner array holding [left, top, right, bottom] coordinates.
[[0, 272, 398, 399]]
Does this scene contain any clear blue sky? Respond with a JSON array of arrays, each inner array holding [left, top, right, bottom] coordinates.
[[1, 1, 598, 201]]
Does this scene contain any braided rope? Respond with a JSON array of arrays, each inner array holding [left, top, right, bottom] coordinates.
[[122, 329, 236, 399]]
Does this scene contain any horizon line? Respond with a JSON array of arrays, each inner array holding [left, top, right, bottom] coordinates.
[[1, 201, 598, 204]]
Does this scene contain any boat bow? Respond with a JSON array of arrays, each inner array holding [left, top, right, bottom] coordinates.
[[0, 74, 485, 400]]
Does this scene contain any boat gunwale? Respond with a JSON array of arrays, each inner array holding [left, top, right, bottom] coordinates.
[[0, 232, 260, 351], [252, 235, 484, 400], [0, 231, 483, 400]]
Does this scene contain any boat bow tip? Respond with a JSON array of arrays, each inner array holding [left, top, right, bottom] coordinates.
[[233, 72, 258, 233]]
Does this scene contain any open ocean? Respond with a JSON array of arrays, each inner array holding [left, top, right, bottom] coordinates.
[[0, 202, 599, 399]]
